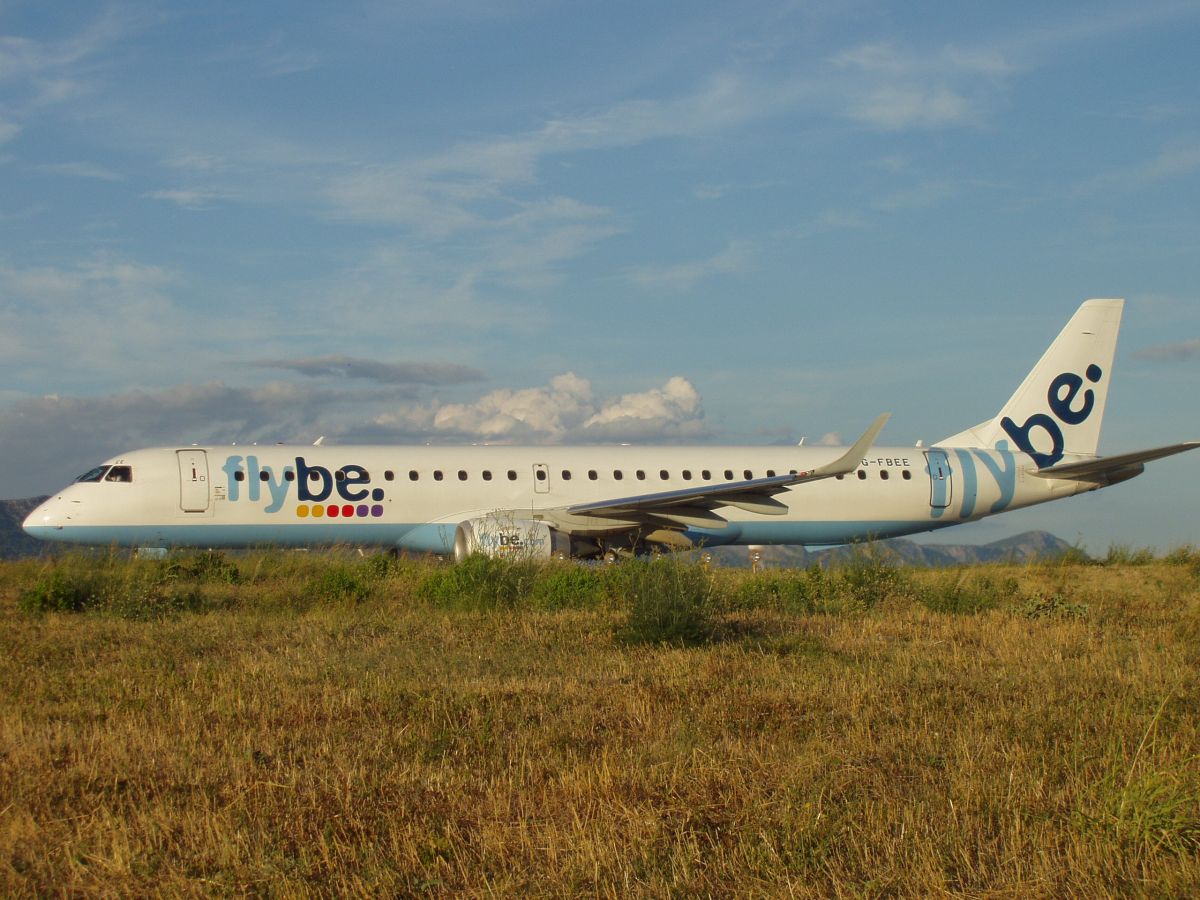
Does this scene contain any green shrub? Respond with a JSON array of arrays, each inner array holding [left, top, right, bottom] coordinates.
[[310, 564, 374, 604], [918, 571, 1017, 615], [18, 557, 208, 619], [612, 557, 721, 647], [18, 566, 109, 613], [167, 550, 241, 583], [834, 551, 908, 609], [1104, 545, 1156, 567], [1019, 592, 1089, 620], [417, 554, 540, 610], [529, 564, 605, 610], [731, 569, 815, 613]]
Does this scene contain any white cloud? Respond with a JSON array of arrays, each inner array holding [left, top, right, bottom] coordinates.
[[35, 161, 125, 181], [1133, 340, 1200, 362], [582, 376, 705, 439], [431, 372, 595, 440], [832, 40, 1011, 131], [0, 258, 184, 384], [1136, 140, 1200, 183], [147, 188, 227, 210], [628, 240, 753, 293], [1076, 139, 1200, 197], [849, 85, 971, 130], [373, 373, 708, 443], [870, 179, 958, 212], [325, 71, 794, 236]]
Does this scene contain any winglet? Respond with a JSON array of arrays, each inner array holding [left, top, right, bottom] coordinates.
[[806, 413, 890, 479]]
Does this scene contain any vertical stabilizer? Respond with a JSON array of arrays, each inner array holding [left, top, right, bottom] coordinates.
[[940, 299, 1124, 466]]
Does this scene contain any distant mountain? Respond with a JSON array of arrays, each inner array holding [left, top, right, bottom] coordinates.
[[705, 530, 1079, 568], [0, 495, 1076, 566], [0, 497, 49, 559]]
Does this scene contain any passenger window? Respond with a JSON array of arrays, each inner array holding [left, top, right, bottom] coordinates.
[[724, 469, 734, 480], [682, 470, 692, 480], [335, 470, 345, 482], [562, 470, 572, 480], [636, 470, 646, 480], [766, 469, 776, 478], [613, 470, 623, 480], [588, 470, 598, 480], [857, 470, 867, 480], [310, 471, 321, 481], [285, 471, 295, 482], [701, 470, 711, 480], [660, 469, 669, 480], [458, 470, 468, 481], [836, 474, 845, 481], [482, 471, 492, 481], [409, 470, 419, 481], [902, 470, 912, 480], [384, 471, 394, 481], [235, 471, 245, 482], [434, 471, 444, 481], [744, 470, 754, 480], [259, 471, 270, 481], [507, 470, 517, 480], [880, 470, 890, 480]]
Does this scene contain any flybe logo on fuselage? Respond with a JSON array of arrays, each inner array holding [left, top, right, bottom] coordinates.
[[221, 455, 385, 518], [1000, 364, 1103, 468]]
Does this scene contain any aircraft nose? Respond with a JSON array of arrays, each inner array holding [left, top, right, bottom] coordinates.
[[23, 497, 66, 537]]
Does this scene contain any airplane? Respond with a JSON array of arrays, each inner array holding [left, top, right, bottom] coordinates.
[[23, 299, 1199, 561]]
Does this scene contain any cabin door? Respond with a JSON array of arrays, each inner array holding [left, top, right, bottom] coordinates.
[[177, 450, 210, 512], [924, 449, 952, 510], [533, 463, 550, 494]]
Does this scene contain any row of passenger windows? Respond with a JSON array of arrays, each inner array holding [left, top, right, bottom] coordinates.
[[233, 467, 914, 483]]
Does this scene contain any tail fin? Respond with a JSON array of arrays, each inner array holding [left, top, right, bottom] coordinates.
[[940, 299, 1124, 467]]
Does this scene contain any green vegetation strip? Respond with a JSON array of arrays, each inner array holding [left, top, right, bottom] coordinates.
[[2, 550, 1199, 894]]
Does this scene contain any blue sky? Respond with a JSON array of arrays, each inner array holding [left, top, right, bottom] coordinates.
[[2, 0, 1198, 550]]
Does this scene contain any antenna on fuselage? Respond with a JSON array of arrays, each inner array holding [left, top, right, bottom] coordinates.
[[313, 436, 325, 446]]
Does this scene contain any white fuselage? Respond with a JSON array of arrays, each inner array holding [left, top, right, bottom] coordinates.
[[23, 442, 1092, 554]]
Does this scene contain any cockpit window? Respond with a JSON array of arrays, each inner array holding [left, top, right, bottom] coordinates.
[[105, 465, 133, 483], [75, 465, 111, 483]]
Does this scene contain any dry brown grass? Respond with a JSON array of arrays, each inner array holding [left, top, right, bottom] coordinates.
[[2, 552, 1199, 896]]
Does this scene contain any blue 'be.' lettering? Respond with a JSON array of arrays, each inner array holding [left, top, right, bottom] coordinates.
[[1000, 364, 1102, 468]]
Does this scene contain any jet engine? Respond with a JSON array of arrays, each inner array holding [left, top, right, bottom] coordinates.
[[453, 517, 571, 562]]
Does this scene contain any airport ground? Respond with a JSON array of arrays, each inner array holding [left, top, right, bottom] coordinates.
[[2, 550, 1198, 896]]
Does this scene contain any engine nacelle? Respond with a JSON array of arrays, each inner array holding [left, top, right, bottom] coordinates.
[[453, 517, 570, 562]]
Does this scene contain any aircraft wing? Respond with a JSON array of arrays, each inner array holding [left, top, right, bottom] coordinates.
[[1030, 441, 1200, 481], [563, 414, 889, 528]]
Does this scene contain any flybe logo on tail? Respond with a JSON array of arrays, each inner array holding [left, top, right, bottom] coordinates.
[[222, 455, 386, 518], [1000, 364, 1103, 468]]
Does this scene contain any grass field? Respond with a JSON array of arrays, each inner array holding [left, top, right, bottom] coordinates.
[[2, 549, 1199, 896]]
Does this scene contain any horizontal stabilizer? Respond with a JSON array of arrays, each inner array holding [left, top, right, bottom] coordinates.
[[1030, 441, 1200, 481]]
